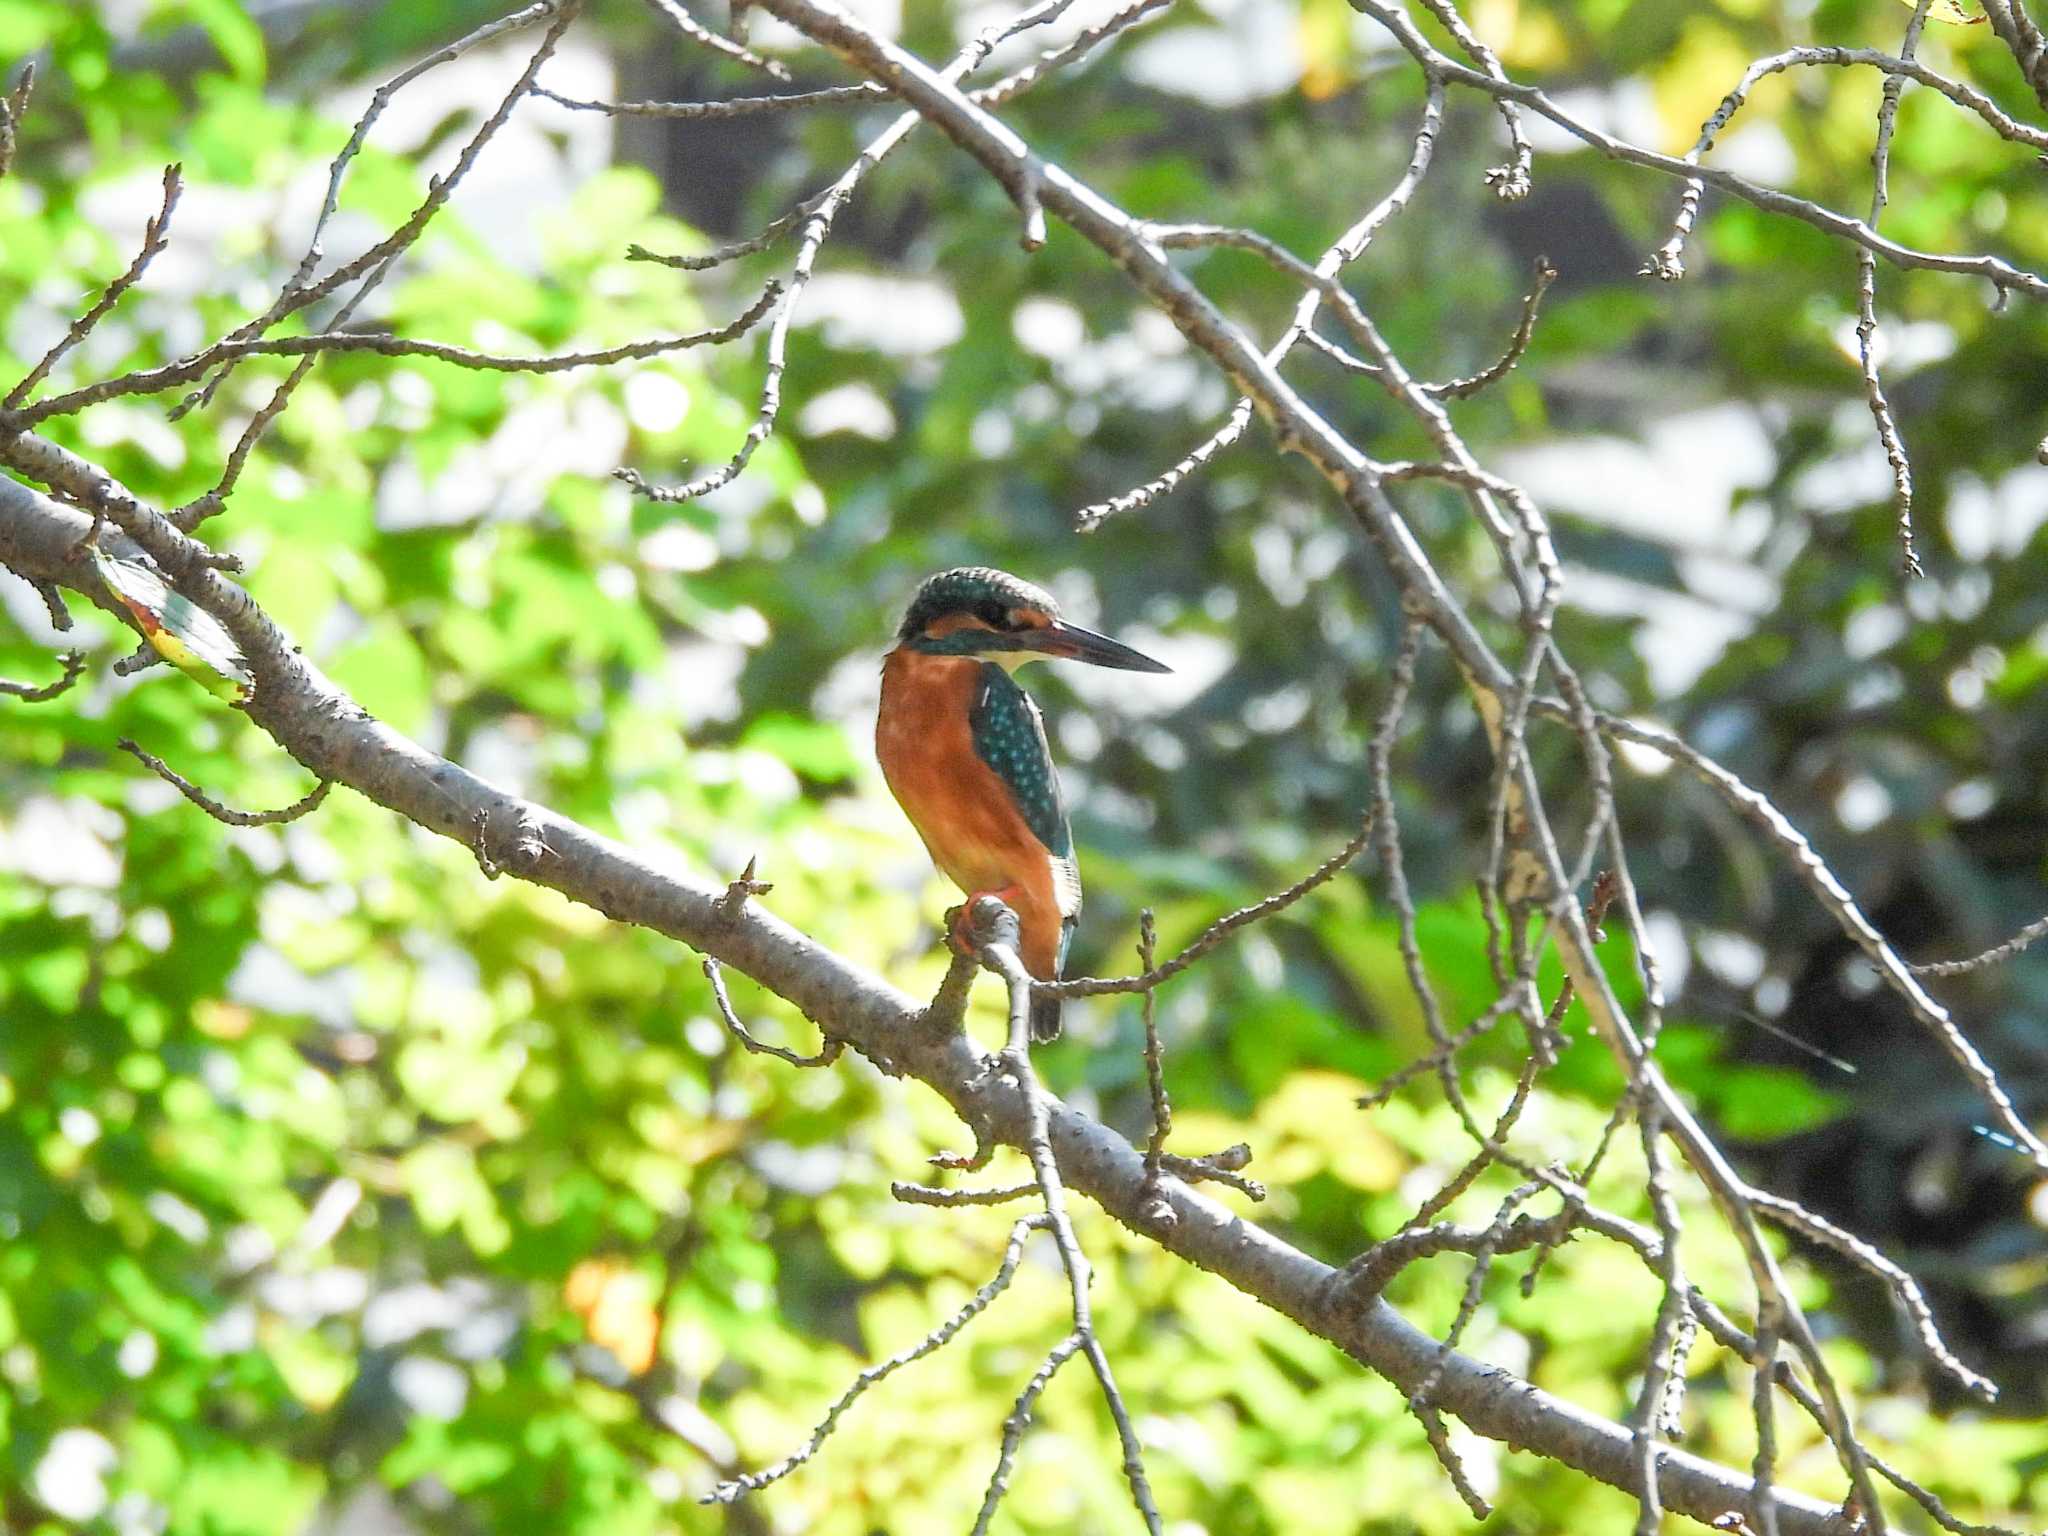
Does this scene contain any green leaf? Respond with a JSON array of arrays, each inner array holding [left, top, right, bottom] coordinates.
[[89, 542, 254, 703], [166, 0, 266, 84], [741, 712, 857, 782]]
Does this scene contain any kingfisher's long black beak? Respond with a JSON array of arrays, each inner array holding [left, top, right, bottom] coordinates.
[[1025, 620, 1172, 673]]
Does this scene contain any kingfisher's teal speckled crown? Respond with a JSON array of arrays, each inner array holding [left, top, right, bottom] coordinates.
[[897, 566, 1060, 646]]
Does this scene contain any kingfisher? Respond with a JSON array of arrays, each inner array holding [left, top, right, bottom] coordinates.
[[877, 567, 1171, 1041]]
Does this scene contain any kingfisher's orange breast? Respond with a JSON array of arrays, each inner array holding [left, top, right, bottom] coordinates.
[[877, 649, 1066, 978]]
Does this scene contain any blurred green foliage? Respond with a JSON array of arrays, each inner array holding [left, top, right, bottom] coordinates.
[[1, 0, 2045, 1532]]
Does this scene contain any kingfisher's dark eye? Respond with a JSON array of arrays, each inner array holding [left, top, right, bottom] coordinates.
[[976, 600, 1010, 628]]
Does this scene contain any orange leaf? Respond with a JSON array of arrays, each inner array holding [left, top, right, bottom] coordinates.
[[564, 1258, 661, 1376]]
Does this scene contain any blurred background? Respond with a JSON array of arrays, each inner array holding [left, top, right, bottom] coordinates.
[[2, 0, 2046, 1530]]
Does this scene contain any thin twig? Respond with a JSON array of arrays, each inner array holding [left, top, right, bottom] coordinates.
[[1416, 1399, 1492, 1518], [1403, 1048, 1542, 1230], [1630, 1102, 1690, 1536], [635, 3, 1165, 283], [716, 854, 775, 917], [169, 1, 580, 425], [118, 738, 332, 826], [0, 61, 35, 179], [617, 0, 1078, 505], [626, 194, 819, 271], [111, 639, 164, 677], [1914, 912, 2048, 976], [702, 956, 843, 1068], [1406, 1182, 1552, 1522], [974, 899, 1162, 1535], [1651, 40, 2048, 280], [5, 164, 183, 411], [643, 0, 794, 81], [14, 282, 782, 427], [1983, 0, 2048, 112], [1339, 1198, 1664, 1301], [1135, 909, 1173, 1224], [890, 1180, 1036, 1207], [1566, 704, 2048, 1169], [1157, 1147, 1264, 1200], [286, 1, 559, 301], [1302, 255, 1555, 399], [972, 0, 1173, 107], [1691, 1292, 2023, 1536], [535, 82, 874, 117], [1044, 810, 1374, 997], [1856, 0, 1934, 579], [1399, 876, 1616, 1233], [0, 649, 84, 702], [707, 1213, 1050, 1502], [1357, 996, 1513, 1111], [1074, 73, 1446, 529], [1366, 621, 1497, 1152], [182, 243, 402, 523], [165, 0, 558, 454], [1748, 1186, 1994, 1400], [28, 575, 72, 632], [970, 1333, 1084, 1536], [1353, 0, 2048, 302], [1414, 0, 1531, 199]]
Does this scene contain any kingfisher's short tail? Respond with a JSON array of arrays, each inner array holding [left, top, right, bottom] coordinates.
[[1031, 913, 1076, 1041], [1029, 991, 1062, 1042]]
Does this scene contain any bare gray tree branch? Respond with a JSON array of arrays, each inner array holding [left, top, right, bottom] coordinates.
[[0, 452, 1860, 1536]]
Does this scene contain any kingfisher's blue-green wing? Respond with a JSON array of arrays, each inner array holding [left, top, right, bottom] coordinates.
[[972, 663, 1081, 1042], [970, 663, 1080, 919]]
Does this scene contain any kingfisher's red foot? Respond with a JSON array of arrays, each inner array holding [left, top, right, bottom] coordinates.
[[946, 894, 994, 957], [943, 901, 975, 958], [946, 889, 1023, 958]]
